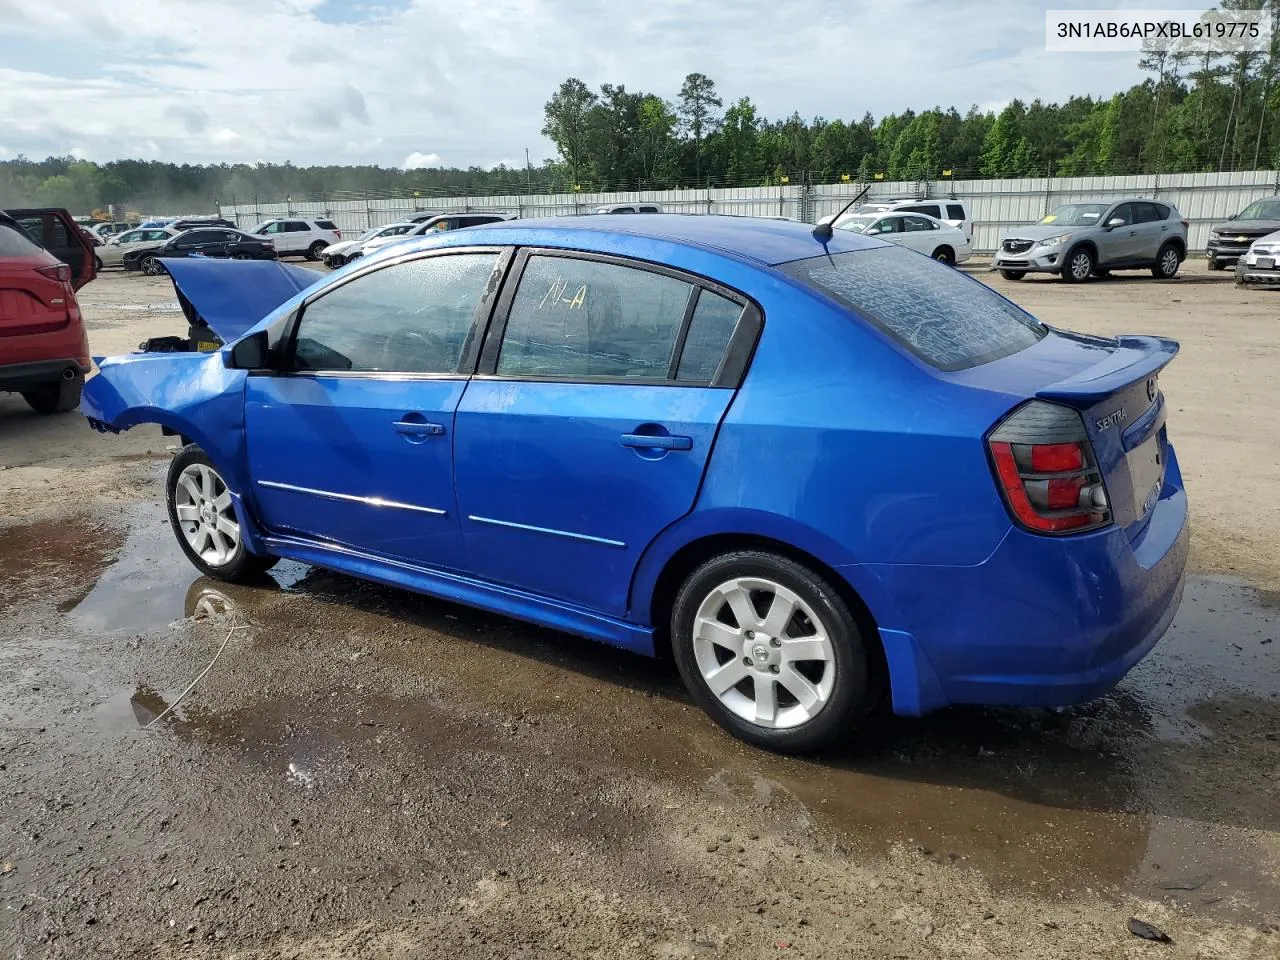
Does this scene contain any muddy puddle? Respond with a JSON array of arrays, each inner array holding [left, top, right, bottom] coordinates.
[[2, 503, 1278, 925]]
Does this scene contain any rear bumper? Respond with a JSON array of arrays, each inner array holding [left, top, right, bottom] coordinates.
[[0, 357, 91, 391], [848, 444, 1189, 716]]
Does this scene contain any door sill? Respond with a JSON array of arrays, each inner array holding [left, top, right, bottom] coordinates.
[[262, 534, 655, 656]]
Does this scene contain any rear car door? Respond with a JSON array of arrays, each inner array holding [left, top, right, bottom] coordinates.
[[453, 249, 760, 617], [1135, 202, 1171, 259], [900, 215, 939, 254], [6, 208, 97, 289], [244, 249, 506, 570]]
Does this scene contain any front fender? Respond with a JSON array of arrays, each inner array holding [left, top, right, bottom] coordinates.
[[81, 350, 252, 500]]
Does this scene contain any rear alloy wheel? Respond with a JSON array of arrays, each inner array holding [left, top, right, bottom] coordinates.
[[140, 255, 164, 276], [671, 551, 869, 753], [931, 245, 955, 265], [166, 446, 277, 582], [22, 372, 83, 414], [999, 269, 1026, 281], [306, 240, 327, 261], [1152, 243, 1181, 280], [1062, 246, 1094, 283]]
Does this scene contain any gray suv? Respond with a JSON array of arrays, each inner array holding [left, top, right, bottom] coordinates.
[[992, 198, 1188, 282]]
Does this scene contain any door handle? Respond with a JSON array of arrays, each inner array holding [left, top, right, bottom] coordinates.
[[394, 420, 446, 436], [621, 433, 692, 451]]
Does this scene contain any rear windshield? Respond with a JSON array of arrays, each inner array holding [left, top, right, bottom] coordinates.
[[0, 220, 42, 257], [779, 247, 1047, 371]]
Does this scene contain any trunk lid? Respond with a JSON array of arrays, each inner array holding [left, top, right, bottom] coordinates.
[[955, 330, 1179, 541]]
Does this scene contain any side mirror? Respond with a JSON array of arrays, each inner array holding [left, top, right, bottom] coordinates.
[[1227, 213, 1237, 220], [1106, 218, 1125, 229], [224, 329, 269, 370]]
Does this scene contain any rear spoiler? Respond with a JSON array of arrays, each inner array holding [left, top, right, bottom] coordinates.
[[1036, 335, 1179, 404]]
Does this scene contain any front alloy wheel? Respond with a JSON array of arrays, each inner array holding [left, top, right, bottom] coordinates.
[[671, 551, 869, 752], [1062, 246, 1094, 283], [141, 255, 164, 276], [166, 447, 277, 582]]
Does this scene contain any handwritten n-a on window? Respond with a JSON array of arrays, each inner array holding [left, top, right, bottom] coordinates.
[[538, 275, 587, 311]]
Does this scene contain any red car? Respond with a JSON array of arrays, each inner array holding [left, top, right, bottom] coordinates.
[[0, 208, 98, 413]]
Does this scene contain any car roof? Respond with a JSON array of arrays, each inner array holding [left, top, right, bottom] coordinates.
[[395, 213, 883, 267]]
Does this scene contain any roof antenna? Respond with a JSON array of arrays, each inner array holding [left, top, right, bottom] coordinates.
[[812, 184, 872, 242]]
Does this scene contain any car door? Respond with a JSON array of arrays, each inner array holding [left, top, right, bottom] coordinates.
[[900, 215, 938, 254], [1098, 202, 1141, 263], [7, 208, 97, 288], [1134, 202, 1170, 260], [244, 249, 506, 570], [866, 215, 903, 244], [453, 249, 760, 617]]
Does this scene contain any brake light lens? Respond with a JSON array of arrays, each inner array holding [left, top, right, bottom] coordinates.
[[1179, 218, 1190, 228], [36, 263, 72, 284], [987, 401, 1111, 535]]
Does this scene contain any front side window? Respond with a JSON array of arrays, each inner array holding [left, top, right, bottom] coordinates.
[[293, 253, 497, 374], [1108, 203, 1135, 226], [779, 247, 1046, 372], [871, 217, 902, 235], [496, 255, 693, 380]]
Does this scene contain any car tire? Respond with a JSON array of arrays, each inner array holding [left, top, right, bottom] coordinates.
[[1234, 260, 1248, 286], [140, 255, 164, 276], [1061, 246, 1094, 283], [93, 255, 103, 272], [998, 269, 1026, 281], [21, 372, 83, 415], [1152, 243, 1181, 280], [670, 550, 870, 753], [931, 245, 955, 265], [306, 241, 327, 261], [166, 446, 278, 583]]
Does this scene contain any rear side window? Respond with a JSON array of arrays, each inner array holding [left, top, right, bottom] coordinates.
[[946, 204, 966, 220], [638, 205, 661, 213], [903, 204, 941, 219], [676, 291, 743, 383], [1135, 202, 1166, 223], [779, 247, 1046, 371], [294, 253, 497, 374], [285, 221, 308, 232], [315, 219, 338, 231], [497, 255, 692, 380], [0, 220, 41, 257]]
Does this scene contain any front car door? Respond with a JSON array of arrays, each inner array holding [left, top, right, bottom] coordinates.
[[244, 249, 506, 570], [1098, 202, 1141, 263], [866, 215, 904, 243], [453, 249, 760, 617]]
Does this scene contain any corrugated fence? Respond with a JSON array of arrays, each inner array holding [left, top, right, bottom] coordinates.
[[217, 170, 1280, 254]]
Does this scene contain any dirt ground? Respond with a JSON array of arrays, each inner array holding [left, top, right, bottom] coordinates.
[[1, 262, 1278, 959]]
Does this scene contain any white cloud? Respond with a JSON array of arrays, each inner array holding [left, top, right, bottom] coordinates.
[[403, 151, 443, 170], [0, 0, 1216, 168]]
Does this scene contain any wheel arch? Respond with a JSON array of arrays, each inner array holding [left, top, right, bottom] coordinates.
[[640, 526, 889, 703], [1161, 236, 1187, 259]]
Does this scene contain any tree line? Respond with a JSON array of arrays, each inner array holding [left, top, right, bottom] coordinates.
[[3, 1, 1280, 214]]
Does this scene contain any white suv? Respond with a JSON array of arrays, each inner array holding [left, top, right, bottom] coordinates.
[[250, 218, 342, 260], [849, 198, 973, 243]]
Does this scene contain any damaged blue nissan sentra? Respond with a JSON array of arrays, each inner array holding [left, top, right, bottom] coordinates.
[[81, 215, 1188, 752]]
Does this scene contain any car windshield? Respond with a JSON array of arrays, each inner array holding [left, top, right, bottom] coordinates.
[[1040, 204, 1108, 226], [779, 246, 1047, 371], [355, 228, 380, 241], [832, 215, 878, 234], [1236, 199, 1280, 220]]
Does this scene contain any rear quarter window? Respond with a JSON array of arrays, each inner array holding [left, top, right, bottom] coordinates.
[[315, 220, 338, 231], [946, 203, 966, 220], [779, 246, 1046, 372]]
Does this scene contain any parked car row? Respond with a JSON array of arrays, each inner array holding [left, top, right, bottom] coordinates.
[[319, 213, 513, 268]]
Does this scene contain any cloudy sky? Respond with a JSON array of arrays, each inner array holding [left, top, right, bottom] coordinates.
[[0, 0, 1211, 169]]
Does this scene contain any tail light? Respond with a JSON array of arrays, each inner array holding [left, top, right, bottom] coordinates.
[[987, 400, 1111, 535], [335, 229, 342, 239], [36, 263, 72, 284], [1179, 218, 1190, 228]]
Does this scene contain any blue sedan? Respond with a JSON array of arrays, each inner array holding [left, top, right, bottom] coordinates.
[[81, 215, 1188, 752]]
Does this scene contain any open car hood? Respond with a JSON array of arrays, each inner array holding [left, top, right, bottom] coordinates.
[[163, 257, 322, 343]]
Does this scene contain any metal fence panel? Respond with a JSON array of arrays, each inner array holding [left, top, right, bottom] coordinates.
[[218, 170, 1280, 253]]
